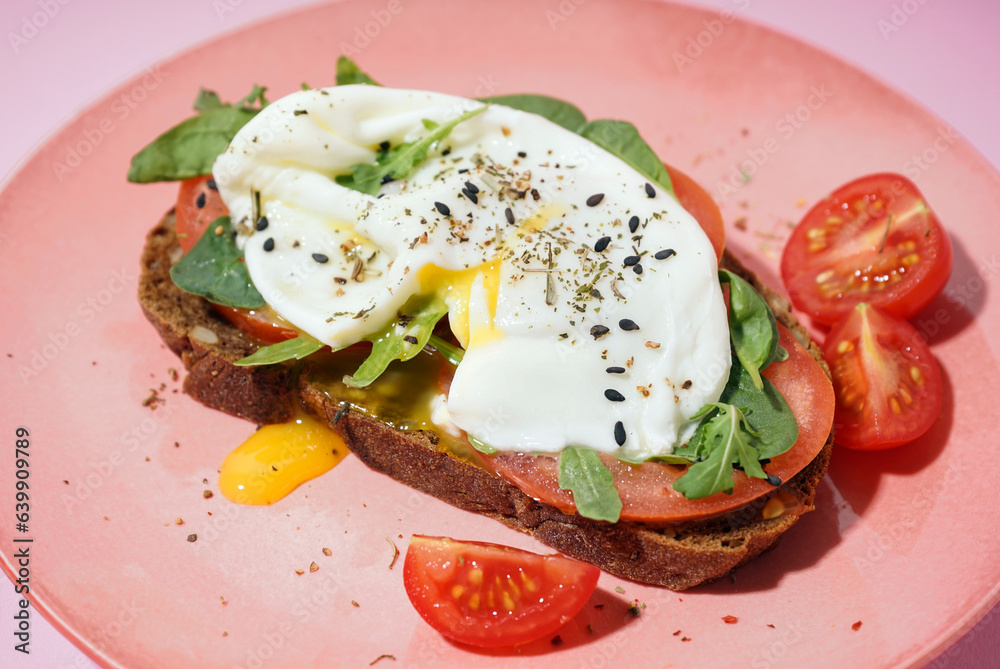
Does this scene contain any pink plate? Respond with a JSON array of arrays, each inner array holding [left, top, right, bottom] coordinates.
[[3, 1, 1000, 667]]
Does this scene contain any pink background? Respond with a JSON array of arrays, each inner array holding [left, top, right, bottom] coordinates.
[[1, 0, 997, 667]]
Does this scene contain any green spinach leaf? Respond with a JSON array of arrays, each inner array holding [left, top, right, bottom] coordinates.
[[169, 216, 265, 309], [193, 88, 224, 112], [343, 297, 448, 387], [235, 335, 324, 366], [336, 56, 380, 86], [478, 94, 586, 132], [558, 447, 622, 522], [127, 84, 269, 183], [579, 120, 674, 196], [336, 106, 487, 195], [127, 106, 257, 183], [719, 269, 779, 390]]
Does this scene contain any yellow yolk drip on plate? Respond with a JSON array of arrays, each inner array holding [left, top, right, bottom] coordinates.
[[219, 411, 349, 505]]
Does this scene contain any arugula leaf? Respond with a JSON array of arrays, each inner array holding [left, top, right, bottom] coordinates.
[[234, 335, 324, 367], [719, 269, 779, 390], [558, 447, 623, 522], [478, 94, 586, 132], [669, 355, 798, 499], [675, 356, 797, 460], [467, 435, 498, 455], [336, 106, 487, 195], [343, 297, 448, 388], [426, 334, 465, 366], [673, 404, 766, 499], [336, 56, 380, 86], [579, 120, 674, 196], [169, 216, 265, 309]]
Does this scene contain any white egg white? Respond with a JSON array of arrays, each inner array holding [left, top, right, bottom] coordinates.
[[213, 85, 731, 459]]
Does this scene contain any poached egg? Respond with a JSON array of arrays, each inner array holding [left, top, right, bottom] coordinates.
[[213, 85, 730, 460]]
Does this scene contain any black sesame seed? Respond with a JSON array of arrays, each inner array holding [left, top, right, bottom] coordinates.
[[590, 325, 610, 339], [505, 207, 515, 225], [380, 174, 395, 185], [464, 181, 479, 194], [606, 366, 626, 374], [263, 238, 275, 252], [629, 215, 640, 233], [594, 236, 611, 253], [766, 473, 783, 487], [256, 216, 269, 232], [196, 192, 206, 209], [586, 193, 605, 207], [517, 151, 527, 158], [681, 380, 692, 389], [654, 249, 677, 260], [633, 264, 643, 275], [623, 255, 641, 267], [312, 253, 329, 264], [645, 182, 655, 198], [434, 202, 451, 216], [458, 168, 470, 174], [604, 389, 626, 402], [614, 421, 626, 446], [462, 189, 479, 205], [442, 147, 451, 156], [379, 140, 390, 152], [206, 179, 218, 191], [619, 319, 639, 331], [402, 335, 419, 345]]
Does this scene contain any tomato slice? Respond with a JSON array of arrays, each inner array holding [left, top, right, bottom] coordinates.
[[781, 173, 952, 325], [666, 163, 725, 262], [486, 324, 833, 522], [174, 176, 299, 344], [823, 303, 942, 450], [174, 176, 229, 254], [403, 535, 599, 648]]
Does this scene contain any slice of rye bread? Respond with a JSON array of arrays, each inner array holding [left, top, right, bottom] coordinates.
[[139, 211, 833, 590]]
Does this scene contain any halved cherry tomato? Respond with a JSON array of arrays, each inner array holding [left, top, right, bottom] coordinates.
[[174, 176, 299, 344], [486, 324, 834, 522], [823, 303, 942, 450], [403, 535, 599, 648], [781, 173, 952, 325], [666, 163, 725, 262]]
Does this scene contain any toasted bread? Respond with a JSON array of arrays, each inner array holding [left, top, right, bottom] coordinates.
[[139, 211, 832, 590]]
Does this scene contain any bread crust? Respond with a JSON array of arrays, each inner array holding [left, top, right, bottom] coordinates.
[[139, 212, 833, 590]]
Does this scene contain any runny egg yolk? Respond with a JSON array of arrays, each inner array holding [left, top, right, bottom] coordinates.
[[419, 259, 502, 350], [218, 411, 349, 505], [417, 203, 563, 350]]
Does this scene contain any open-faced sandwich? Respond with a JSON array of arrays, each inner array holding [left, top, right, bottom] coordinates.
[[131, 58, 835, 592]]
